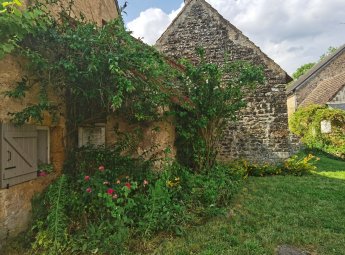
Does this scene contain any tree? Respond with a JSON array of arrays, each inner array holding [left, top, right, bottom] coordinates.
[[292, 62, 315, 80], [292, 46, 338, 80], [174, 49, 265, 172]]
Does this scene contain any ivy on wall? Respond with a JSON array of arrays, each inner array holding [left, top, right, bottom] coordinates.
[[1, 0, 265, 165], [2, 0, 179, 147], [0, 0, 47, 58], [289, 104, 345, 158]]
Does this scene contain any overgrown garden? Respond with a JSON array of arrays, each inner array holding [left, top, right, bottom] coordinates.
[[0, 1, 335, 254]]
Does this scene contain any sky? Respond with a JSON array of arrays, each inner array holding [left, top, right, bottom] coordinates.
[[118, 0, 345, 75]]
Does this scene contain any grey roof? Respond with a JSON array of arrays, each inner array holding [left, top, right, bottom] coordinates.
[[287, 44, 345, 94], [300, 72, 345, 107]]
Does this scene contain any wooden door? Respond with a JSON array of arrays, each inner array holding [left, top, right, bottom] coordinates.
[[1, 123, 38, 189]]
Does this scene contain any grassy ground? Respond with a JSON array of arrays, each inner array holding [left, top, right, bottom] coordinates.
[[2, 152, 345, 255], [149, 152, 345, 255]]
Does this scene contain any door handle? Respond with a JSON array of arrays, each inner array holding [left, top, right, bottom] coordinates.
[[7, 151, 11, 162]]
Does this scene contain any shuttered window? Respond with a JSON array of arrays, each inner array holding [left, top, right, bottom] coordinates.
[[0, 123, 38, 189]]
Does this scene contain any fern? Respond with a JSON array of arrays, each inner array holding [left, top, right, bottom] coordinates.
[[32, 175, 69, 254]]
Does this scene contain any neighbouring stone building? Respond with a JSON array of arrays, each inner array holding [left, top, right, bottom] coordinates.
[[287, 44, 345, 114], [0, 0, 120, 246], [156, 0, 293, 162]]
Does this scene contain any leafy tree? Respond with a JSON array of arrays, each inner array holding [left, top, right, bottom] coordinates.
[[174, 49, 265, 172], [292, 62, 315, 80], [319, 46, 337, 61], [292, 46, 338, 80]]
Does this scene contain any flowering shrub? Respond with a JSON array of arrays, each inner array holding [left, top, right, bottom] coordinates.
[[29, 160, 243, 254]]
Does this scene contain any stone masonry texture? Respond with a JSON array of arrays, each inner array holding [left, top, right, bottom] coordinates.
[[156, 0, 293, 162], [0, 1, 119, 247]]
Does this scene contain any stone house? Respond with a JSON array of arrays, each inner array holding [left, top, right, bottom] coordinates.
[[287, 44, 345, 115], [156, 0, 294, 162], [0, 0, 121, 245]]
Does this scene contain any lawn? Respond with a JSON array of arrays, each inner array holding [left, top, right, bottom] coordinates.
[[148, 152, 345, 255], [2, 152, 345, 255]]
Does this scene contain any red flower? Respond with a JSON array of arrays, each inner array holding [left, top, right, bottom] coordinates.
[[98, 165, 105, 172], [125, 182, 131, 190], [107, 188, 114, 195], [84, 176, 90, 181], [86, 187, 92, 193]]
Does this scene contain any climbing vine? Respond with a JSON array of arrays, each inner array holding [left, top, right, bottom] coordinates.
[[0, 0, 47, 57], [3, 0, 178, 147], [289, 104, 345, 158]]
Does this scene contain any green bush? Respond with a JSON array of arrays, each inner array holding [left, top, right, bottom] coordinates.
[[64, 145, 152, 179], [27, 148, 243, 254], [227, 154, 317, 177], [289, 104, 345, 158]]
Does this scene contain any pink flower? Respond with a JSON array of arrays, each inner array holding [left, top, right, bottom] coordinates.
[[107, 188, 114, 195], [143, 180, 149, 187], [38, 171, 47, 177], [116, 179, 121, 184], [86, 187, 92, 193], [98, 165, 105, 172], [125, 182, 131, 190], [112, 193, 118, 199], [103, 181, 110, 185], [84, 176, 90, 181]]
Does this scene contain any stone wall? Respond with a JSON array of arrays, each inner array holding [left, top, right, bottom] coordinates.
[[106, 115, 176, 166], [0, 1, 119, 245], [0, 56, 66, 247], [287, 95, 297, 117], [330, 85, 345, 103], [295, 51, 345, 106], [0, 175, 57, 247], [24, 0, 119, 25], [156, 0, 292, 162]]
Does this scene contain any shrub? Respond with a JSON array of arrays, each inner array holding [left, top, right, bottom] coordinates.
[[28, 154, 244, 254], [64, 145, 152, 179], [227, 154, 318, 177], [289, 104, 345, 158], [282, 154, 318, 176]]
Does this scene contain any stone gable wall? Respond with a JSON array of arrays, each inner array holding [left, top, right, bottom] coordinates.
[[330, 85, 345, 103], [156, 0, 292, 162], [296, 51, 345, 106]]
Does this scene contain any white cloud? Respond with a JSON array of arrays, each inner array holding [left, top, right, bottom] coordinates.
[[127, 3, 184, 45], [206, 0, 345, 74], [126, 0, 345, 74]]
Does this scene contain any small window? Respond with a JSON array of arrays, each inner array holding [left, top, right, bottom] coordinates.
[[37, 126, 50, 165], [78, 123, 106, 147], [321, 120, 332, 134]]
